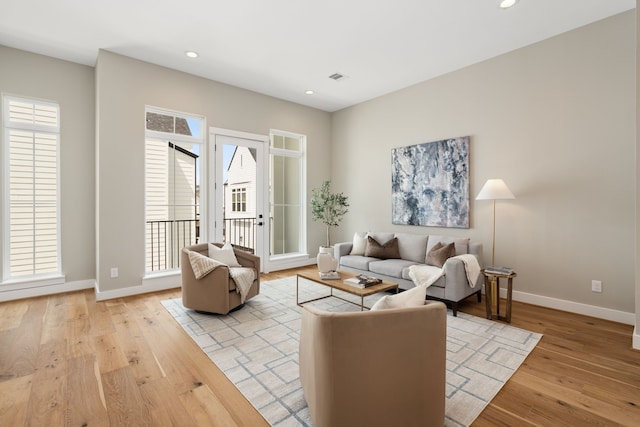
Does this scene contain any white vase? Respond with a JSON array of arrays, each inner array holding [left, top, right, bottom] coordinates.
[[317, 247, 338, 273]]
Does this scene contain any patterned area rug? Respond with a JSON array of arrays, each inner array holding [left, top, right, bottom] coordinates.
[[161, 276, 542, 426]]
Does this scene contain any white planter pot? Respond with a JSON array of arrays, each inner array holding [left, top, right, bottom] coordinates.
[[317, 247, 338, 273]]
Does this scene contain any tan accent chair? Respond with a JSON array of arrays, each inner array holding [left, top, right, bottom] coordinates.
[[299, 301, 446, 427], [180, 243, 260, 314]]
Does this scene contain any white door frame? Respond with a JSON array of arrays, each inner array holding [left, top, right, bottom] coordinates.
[[209, 127, 269, 272]]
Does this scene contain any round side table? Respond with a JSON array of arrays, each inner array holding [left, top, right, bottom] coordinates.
[[482, 270, 517, 323]]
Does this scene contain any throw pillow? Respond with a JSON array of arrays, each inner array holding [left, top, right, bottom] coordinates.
[[208, 242, 241, 267], [364, 236, 401, 259], [425, 242, 455, 267], [188, 250, 219, 279], [370, 284, 427, 311], [349, 232, 368, 255]]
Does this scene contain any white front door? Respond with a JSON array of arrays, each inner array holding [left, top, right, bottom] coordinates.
[[210, 128, 268, 271]]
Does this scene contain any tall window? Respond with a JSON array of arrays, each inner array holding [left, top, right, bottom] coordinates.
[[145, 107, 204, 273], [269, 130, 305, 256], [2, 96, 61, 280]]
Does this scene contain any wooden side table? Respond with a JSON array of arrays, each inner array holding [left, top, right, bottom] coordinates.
[[483, 270, 517, 323]]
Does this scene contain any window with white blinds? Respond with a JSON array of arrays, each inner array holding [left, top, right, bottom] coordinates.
[[2, 96, 61, 280]]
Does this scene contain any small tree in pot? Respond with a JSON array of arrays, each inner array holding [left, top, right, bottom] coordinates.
[[311, 180, 349, 248]]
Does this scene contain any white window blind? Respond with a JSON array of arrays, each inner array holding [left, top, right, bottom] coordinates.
[[3, 96, 61, 280]]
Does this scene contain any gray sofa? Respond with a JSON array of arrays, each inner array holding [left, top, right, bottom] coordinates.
[[334, 231, 484, 316]]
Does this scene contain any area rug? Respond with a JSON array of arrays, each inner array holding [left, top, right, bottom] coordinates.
[[161, 276, 542, 426]]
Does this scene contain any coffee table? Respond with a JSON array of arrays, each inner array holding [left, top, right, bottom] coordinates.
[[296, 270, 398, 311]]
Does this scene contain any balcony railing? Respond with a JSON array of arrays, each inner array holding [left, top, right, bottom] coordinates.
[[146, 219, 199, 271], [146, 217, 256, 272], [223, 217, 256, 254]]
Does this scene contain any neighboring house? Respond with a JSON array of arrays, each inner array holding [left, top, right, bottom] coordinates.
[[145, 114, 199, 271], [224, 146, 257, 251]]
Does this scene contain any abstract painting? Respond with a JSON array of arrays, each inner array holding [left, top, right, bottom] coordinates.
[[392, 136, 469, 228]]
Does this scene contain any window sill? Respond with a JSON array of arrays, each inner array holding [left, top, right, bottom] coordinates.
[[1, 274, 66, 291]]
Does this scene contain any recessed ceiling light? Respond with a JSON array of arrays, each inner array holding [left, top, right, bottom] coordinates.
[[499, 0, 518, 9], [185, 51, 199, 58], [305, 90, 314, 95]]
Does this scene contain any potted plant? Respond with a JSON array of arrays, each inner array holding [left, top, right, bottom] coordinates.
[[311, 180, 349, 250]]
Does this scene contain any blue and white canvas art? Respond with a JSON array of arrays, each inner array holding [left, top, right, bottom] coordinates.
[[392, 136, 469, 228]]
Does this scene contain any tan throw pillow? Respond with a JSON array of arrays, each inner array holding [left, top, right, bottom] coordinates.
[[425, 242, 455, 267], [364, 236, 401, 259]]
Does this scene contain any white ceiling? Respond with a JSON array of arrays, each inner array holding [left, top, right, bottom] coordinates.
[[0, 0, 635, 112]]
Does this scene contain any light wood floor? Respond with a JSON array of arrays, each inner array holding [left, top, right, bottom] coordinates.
[[1, 266, 639, 426]]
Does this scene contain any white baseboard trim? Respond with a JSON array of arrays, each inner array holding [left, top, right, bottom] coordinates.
[[501, 287, 636, 326], [95, 273, 181, 301], [265, 257, 316, 274], [0, 279, 95, 302], [633, 326, 640, 350]]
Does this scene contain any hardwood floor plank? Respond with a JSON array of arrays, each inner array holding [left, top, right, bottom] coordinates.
[[93, 332, 130, 374], [0, 374, 32, 425], [511, 370, 639, 426], [102, 366, 152, 426], [65, 354, 109, 427], [179, 382, 239, 427], [25, 339, 68, 426], [139, 377, 196, 426], [0, 298, 46, 380], [0, 298, 29, 332], [110, 309, 165, 385]]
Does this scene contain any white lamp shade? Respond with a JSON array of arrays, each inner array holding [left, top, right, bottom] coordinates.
[[476, 179, 515, 200]]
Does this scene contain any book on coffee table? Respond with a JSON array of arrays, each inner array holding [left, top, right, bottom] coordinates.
[[344, 274, 382, 288]]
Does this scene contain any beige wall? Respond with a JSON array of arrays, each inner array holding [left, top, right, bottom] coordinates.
[[95, 50, 331, 292], [0, 45, 96, 284], [332, 11, 636, 315]]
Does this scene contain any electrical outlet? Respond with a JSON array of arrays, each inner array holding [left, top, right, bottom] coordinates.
[[110, 267, 118, 279], [591, 280, 602, 293]]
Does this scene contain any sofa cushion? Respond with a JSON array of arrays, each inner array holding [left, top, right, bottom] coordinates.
[[370, 284, 427, 311], [425, 242, 455, 267], [427, 235, 470, 257], [365, 236, 401, 259], [340, 255, 379, 270], [369, 259, 417, 278], [349, 232, 368, 255], [394, 232, 428, 263]]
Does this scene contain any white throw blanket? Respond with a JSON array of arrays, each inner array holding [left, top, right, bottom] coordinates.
[[229, 267, 256, 303], [408, 254, 481, 288]]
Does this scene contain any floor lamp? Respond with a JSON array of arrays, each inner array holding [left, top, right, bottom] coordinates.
[[476, 179, 515, 306]]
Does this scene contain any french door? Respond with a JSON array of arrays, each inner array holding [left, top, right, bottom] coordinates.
[[210, 128, 268, 270]]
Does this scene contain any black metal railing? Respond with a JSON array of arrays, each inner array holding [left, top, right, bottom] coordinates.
[[146, 219, 199, 271], [146, 217, 258, 272], [223, 217, 257, 253]]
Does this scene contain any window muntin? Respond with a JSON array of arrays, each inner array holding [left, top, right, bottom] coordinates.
[[2, 96, 61, 280]]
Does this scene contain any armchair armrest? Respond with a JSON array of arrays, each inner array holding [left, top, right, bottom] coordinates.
[[234, 248, 260, 273]]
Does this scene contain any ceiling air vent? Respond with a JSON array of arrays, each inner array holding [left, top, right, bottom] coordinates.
[[329, 72, 347, 81]]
